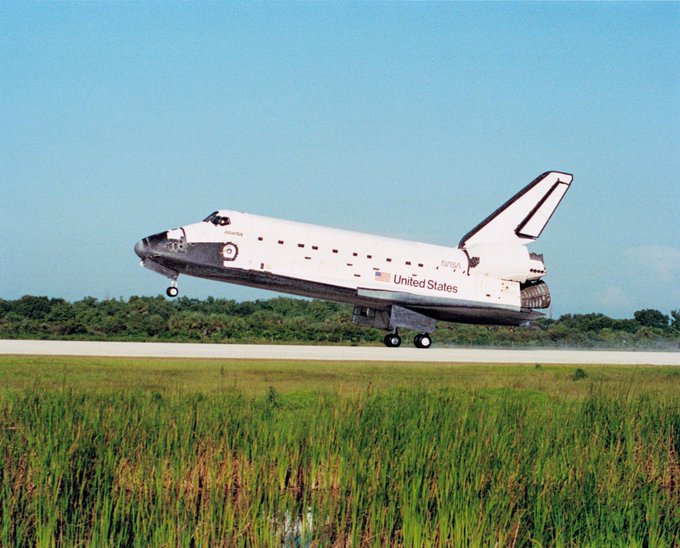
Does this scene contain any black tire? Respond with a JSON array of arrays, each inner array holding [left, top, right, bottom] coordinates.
[[166, 286, 179, 298], [414, 333, 432, 349], [383, 333, 402, 348]]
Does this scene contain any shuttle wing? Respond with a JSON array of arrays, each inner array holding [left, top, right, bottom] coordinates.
[[458, 171, 573, 248]]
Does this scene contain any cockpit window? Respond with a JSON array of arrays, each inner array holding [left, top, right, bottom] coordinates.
[[203, 212, 231, 226]]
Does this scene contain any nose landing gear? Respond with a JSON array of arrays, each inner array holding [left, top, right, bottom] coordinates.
[[166, 283, 179, 298]]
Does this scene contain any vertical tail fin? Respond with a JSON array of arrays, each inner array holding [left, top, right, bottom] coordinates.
[[458, 171, 573, 248]]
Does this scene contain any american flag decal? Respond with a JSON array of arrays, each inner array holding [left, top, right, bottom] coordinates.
[[375, 271, 391, 283]]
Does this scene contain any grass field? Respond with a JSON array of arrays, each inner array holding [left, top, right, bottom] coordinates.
[[1, 356, 679, 545]]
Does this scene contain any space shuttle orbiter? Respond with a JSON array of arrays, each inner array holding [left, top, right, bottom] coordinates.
[[135, 171, 572, 348]]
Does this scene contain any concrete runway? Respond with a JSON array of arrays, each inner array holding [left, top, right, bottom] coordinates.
[[1, 340, 678, 365]]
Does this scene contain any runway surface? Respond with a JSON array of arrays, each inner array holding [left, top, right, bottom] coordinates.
[[1, 340, 678, 365]]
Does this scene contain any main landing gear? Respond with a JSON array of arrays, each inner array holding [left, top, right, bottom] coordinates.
[[383, 331, 433, 348], [166, 283, 179, 298], [383, 332, 402, 348], [414, 333, 432, 349]]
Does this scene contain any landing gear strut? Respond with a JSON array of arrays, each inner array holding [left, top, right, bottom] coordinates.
[[166, 283, 179, 298], [414, 333, 432, 349], [383, 332, 402, 348]]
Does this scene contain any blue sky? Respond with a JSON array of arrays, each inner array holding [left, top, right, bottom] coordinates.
[[1, 2, 678, 318]]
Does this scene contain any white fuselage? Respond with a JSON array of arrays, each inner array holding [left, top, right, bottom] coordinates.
[[135, 171, 570, 342], [174, 211, 523, 312]]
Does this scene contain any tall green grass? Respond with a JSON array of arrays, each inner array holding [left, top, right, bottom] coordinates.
[[1, 381, 678, 545]]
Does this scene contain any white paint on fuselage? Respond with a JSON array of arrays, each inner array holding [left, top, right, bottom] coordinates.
[[178, 211, 522, 311], [166, 228, 184, 240]]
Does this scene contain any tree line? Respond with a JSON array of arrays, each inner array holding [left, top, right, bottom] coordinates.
[[1, 295, 679, 349]]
